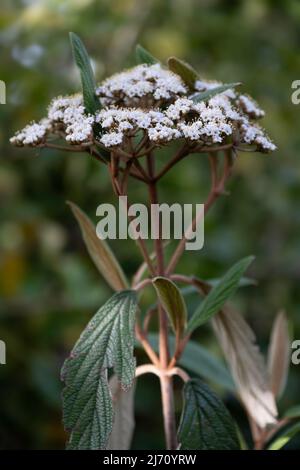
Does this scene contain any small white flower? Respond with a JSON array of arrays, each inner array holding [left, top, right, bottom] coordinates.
[[100, 131, 124, 147], [10, 120, 49, 146], [238, 95, 265, 119], [240, 121, 276, 152], [97, 64, 187, 106]]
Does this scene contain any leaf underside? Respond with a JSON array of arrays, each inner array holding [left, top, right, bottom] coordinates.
[[212, 307, 278, 428], [178, 379, 240, 450], [267, 310, 290, 398], [107, 375, 136, 450], [62, 290, 137, 449]]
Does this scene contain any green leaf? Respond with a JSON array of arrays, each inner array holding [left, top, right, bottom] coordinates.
[[107, 375, 136, 450], [178, 379, 240, 450], [192, 82, 241, 103], [187, 256, 254, 334], [62, 290, 137, 449], [167, 56, 198, 89], [145, 333, 234, 391], [284, 405, 300, 419], [152, 277, 187, 337], [67, 201, 129, 291], [208, 276, 257, 288], [69, 32, 100, 115], [135, 44, 158, 65], [268, 422, 300, 450]]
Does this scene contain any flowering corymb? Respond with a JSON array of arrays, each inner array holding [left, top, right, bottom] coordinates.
[[11, 62, 275, 154]]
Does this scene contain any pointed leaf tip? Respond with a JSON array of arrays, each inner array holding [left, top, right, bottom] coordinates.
[[135, 44, 158, 65], [69, 32, 100, 115]]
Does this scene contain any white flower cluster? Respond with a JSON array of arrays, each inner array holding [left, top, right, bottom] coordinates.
[[11, 63, 276, 153], [10, 119, 51, 146], [96, 92, 275, 149], [11, 94, 94, 146], [238, 94, 265, 119], [96, 64, 187, 106], [95, 107, 181, 146], [48, 95, 94, 143], [240, 121, 276, 151]]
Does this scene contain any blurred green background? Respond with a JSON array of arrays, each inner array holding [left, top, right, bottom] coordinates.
[[0, 0, 300, 449]]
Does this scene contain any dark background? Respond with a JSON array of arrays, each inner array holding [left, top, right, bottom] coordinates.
[[0, 0, 299, 449]]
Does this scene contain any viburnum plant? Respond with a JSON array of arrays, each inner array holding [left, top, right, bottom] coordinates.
[[11, 34, 298, 450]]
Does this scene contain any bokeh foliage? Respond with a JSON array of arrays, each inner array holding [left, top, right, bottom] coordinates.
[[0, 0, 300, 449]]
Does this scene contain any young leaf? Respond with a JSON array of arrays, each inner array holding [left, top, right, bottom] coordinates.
[[178, 379, 240, 450], [145, 333, 234, 391], [167, 57, 198, 89], [191, 82, 241, 103], [69, 32, 100, 115], [212, 307, 278, 428], [135, 44, 158, 65], [187, 256, 254, 334], [107, 375, 136, 450], [267, 310, 290, 398], [67, 201, 128, 291], [62, 290, 137, 449], [268, 422, 300, 450], [152, 276, 187, 337]]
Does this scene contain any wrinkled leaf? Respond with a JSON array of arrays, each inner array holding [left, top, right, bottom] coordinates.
[[69, 32, 100, 115], [268, 422, 300, 450], [62, 290, 137, 449], [268, 310, 290, 398], [68, 201, 128, 291], [192, 82, 241, 103], [212, 307, 278, 428], [135, 44, 158, 65], [167, 56, 198, 89], [187, 256, 254, 333], [107, 375, 136, 450], [152, 276, 187, 337], [178, 379, 240, 450]]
